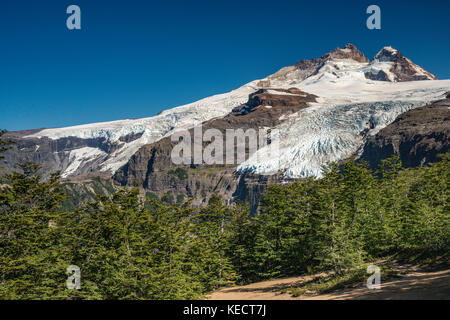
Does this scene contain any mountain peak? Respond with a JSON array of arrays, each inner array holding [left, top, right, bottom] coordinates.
[[285, 44, 369, 83], [373, 46, 402, 62], [369, 46, 437, 82], [272, 44, 437, 85], [325, 43, 370, 63]]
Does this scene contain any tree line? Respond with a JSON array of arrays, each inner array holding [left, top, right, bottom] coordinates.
[[0, 130, 448, 299]]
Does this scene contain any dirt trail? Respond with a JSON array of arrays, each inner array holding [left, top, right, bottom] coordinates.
[[207, 267, 450, 300]]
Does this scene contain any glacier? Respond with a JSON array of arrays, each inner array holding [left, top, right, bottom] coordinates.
[[26, 82, 260, 174], [24, 46, 450, 179], [237, 56, 450, 178]]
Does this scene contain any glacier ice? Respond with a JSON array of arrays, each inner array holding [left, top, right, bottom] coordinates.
[[24, 50, 450, 179]]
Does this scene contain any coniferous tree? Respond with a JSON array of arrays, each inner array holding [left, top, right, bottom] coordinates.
[[314, 163, 365, 275], [1, 124, 448, 300], [189, 195, 236, 291], [0, 130, 13, 160], [0, 163, 66, 299]]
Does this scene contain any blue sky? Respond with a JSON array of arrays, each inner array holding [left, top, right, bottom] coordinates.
[[1, 0, 449, 131]]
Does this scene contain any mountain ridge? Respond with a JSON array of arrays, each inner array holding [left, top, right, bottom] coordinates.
[[1, 45, 449, 199]]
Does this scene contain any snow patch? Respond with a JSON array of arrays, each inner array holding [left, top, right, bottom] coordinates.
[[22, 50, 450, 179], [62, 147, 107, 178], [238, 100, 427, 178], [27, 82, 260, 174], [237, 59, 450, 178]]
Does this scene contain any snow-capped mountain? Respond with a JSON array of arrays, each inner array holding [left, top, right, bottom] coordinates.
[[24, 83, 259, 177], [366, 46, 437, 82], [237, 45, 449, 178], [3, 44, 450, 183]]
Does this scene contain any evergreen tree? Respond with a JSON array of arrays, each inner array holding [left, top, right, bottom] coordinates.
[[0, 130, 13, 160], [189, 195, 236, 291], [314, 163, 365, 275], [1, 124, 448, 300], [0, 163, 66, 299]]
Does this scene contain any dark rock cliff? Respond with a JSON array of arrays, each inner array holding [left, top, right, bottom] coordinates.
[[360, 97, 450, 168], [113, 89, 318, 208], [365, 47, 437, 82]]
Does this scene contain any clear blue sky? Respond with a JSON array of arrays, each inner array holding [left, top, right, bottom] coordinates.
[[1, 0, 449, 131]]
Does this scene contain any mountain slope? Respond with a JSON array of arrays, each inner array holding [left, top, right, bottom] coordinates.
[[2, 44, 449, 188], [238, 81, 449, 178], [360, 97, 450, 168], [1, 83, 259, 178], [365, 46, 437, 82]]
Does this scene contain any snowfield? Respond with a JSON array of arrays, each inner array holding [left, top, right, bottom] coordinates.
[[238, 100, 431, 178], [238, 56, 450, 178], [62, 147, 108, 178], [25, 47, 450, 178], [26, 82, 260, 174]]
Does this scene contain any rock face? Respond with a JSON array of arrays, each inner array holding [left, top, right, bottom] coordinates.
[[360, 98, 450, 168], [0, 130, 113, 179], [113, 89, 318, 208], [232, 172, 284, 214], [295, 43, 370, 71], [267, 43, 369, 85], [1, 44, 449, 211], [365, 46, 437, 82], [325, 43, 370, 63]]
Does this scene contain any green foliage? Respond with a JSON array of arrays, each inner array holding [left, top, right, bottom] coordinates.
[[60, 177, 117, 211], [0, 131, 448, 299], [231, 154, 449, 283], [0, 162, 67, 299], [161, 191, 175, 205], [0, 130, 14, 160], [281, 268, 367, 297], [60, 189, 204, 299], [168, 168, 188, 180], [176, 193, 185, 204], [145, 191, 159, 200]]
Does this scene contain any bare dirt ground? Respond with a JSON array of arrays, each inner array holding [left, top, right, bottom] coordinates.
[[207, 266, 450, 300]]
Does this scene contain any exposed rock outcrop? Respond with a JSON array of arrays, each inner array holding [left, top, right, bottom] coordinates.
[[360, 98, 450, 168], [0, 130, 114, 179], [113, 89, 318, 208], [266, 43, 369, 85], [365, 46, 437, 82]]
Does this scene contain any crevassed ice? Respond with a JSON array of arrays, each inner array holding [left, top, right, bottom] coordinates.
[[236, 58, 450, 178], [25, 55, 450, 178], [237, 100, 427, 178], [27, 82, 260, 176], [62, 147, 108, 178]]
